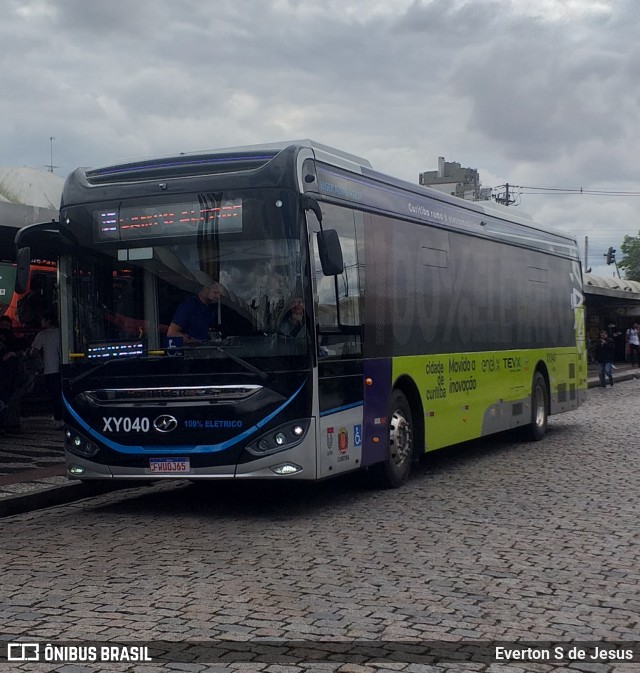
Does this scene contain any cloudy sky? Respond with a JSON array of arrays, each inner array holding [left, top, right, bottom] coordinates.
[[1, 0, 637, 276]]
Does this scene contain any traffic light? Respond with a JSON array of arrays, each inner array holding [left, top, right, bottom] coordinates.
[[605, 247, 616, 265]]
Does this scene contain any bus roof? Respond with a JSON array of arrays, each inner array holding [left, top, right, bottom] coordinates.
[[84, 140, 372, 185], [189, 140, 373, 170], [74, 140, 578, 254]]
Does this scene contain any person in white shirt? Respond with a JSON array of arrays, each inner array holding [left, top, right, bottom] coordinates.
[[626, 323, 640, 367], [30, 310, 63, 428]]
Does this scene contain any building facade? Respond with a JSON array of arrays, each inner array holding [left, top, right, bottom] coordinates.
[[419, 157, 491, 201]]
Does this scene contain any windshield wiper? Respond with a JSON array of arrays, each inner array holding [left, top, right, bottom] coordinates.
[[203, 344, 268, 381], [70, 355, 146, 388]]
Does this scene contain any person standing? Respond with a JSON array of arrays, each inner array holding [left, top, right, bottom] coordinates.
[[626, 323, 640, 367], [594, 329, 615, 388], [30, 309, 63, 428]]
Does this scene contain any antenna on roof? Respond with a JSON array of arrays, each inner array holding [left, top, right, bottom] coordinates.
[[45, 136, 58, 173]]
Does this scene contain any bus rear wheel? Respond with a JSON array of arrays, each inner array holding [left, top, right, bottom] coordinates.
[[372, 389, 413, 488], [527, 371, 548, 441]]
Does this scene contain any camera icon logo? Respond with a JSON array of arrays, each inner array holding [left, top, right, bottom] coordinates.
[[7, 643, 40, 661]]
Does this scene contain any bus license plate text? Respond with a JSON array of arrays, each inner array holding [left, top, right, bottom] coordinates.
[[149, 458, 190, 474]]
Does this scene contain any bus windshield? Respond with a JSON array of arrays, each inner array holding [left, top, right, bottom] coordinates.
[[0, 262, 17, 317], [61, 188, 310, 365]]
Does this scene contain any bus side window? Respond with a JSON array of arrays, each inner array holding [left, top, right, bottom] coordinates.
[[17, 270, 57, 328], [311, 203, 364, 358]]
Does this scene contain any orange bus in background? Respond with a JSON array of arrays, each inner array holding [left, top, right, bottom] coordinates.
[[0, 260, 57, 337]]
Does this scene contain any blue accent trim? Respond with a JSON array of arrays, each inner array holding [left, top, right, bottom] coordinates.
[[319, 401, 363, 417], [67, 380, 307, 455]]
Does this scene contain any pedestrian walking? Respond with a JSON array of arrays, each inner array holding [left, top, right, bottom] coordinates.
[[29, 310, 62, 428], [594, 329, 615, 388]]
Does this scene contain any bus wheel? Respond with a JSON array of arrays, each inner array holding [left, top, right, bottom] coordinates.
[[373, 389, 413, 488], [527, 371, 548, 441]]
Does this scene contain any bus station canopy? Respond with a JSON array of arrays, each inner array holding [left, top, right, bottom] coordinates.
[[584, 272, 640, 318], [584, 272, 640, 299]]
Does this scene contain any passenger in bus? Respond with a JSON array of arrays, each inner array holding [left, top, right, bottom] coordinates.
[[277, 297, 306, 338], [167, 283, 253, 344], [29, 310, 63, 429]]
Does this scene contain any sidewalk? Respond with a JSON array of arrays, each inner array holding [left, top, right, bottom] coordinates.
[[587, 361, 639, 387], [1, 364, 639, 517]]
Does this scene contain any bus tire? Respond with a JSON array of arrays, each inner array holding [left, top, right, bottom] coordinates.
[[527, 371, 548, 441], [372, 389, 414, 488]]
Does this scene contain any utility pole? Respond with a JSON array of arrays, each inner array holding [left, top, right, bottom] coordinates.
[[45, 136, 58, 173], [584, 236, 589, 272], [494, 183, 516, 206]]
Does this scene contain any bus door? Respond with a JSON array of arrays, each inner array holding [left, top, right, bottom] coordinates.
[[309, 203, 365, 478]]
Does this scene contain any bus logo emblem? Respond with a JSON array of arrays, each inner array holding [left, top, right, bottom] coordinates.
[[154, 415, 178, 433], [338, 427, 348, 454]]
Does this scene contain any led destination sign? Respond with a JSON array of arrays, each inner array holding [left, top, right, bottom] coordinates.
[[95, 198, 243, 241]]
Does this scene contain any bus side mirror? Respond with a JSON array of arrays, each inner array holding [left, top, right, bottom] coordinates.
[[15, 247, 31, 294], [317, 229, 344, 276]]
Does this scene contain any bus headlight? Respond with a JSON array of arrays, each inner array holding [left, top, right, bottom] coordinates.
[[270, 462, 302, 475], [247, 419, 311, 456], [65, 430, 100, 458]]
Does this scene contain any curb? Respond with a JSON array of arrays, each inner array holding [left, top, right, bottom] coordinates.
[[587, 371, 639, 389], [0, 481, 117, 518]]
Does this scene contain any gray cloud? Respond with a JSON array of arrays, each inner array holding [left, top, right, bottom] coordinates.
[[0, 0, 636, 270]]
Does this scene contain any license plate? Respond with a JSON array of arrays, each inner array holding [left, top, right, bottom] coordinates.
[[149, 458, 191, 474]]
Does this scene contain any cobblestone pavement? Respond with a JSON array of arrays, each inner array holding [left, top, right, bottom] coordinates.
[[0, 416, 63, 472], [0, 416, 65, 493], [1, 381, 640, 672], [0, 416, 78, 515]]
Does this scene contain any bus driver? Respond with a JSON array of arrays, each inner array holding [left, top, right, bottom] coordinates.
[[167, 283, 225, 344], [168, 283, 254, 343]]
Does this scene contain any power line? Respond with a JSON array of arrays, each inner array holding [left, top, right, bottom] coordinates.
[[503, 185, 640, 197]]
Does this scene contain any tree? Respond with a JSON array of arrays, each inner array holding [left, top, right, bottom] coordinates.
[[618, 232, 640, 281]]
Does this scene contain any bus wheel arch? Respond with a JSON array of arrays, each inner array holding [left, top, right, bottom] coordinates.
[[372, 376, 424, 489], [392, 375, 425, 461], [527, 364, 550, 441]]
